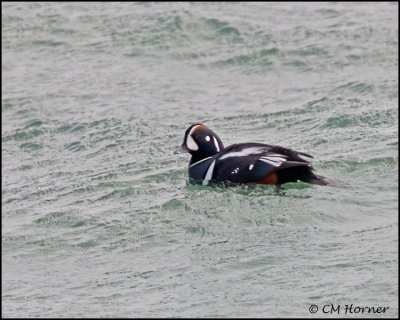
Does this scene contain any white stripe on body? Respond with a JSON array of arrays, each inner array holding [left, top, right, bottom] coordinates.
[[202, 160, 216, 185], [259, 155, 287, 167], [219, 147, 266, 160], [189, 156, 213, 168]]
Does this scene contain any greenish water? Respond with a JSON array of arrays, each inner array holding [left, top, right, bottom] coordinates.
[[2, 2, 398, 318]]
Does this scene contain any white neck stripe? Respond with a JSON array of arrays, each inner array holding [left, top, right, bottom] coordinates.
[[212, 136, 220, 152], [189, 156, 213, 168]]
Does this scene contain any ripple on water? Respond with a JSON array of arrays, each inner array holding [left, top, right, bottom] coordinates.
[[1, 1, 398, 318]]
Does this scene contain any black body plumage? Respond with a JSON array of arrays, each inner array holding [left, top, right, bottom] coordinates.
[[176, 124, 341, 187]]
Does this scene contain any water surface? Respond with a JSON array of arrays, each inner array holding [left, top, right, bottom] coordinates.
[[2, 2, 398, 317]]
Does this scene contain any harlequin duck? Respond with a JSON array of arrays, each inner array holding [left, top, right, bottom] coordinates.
[[175, 123, 341, 187]]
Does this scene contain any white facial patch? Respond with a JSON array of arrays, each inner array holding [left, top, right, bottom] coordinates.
[[185, 125, 201, 151], [187, 135, 198, 151], [249, 164, 254, 170], [205, 136, 211, 141]]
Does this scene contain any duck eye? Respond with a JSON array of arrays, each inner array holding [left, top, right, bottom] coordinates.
[[205, 136, 211, 141]]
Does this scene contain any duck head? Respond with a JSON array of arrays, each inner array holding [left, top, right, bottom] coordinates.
[[175, 124, 224, 164]]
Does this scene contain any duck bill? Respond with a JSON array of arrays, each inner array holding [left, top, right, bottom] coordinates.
[[174, 144, 188, 154]]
